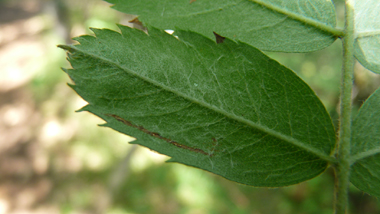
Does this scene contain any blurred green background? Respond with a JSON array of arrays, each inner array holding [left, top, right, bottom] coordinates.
[[0, 0, 379, 213]]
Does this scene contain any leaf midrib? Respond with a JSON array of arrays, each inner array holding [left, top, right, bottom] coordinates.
[[64, 44, 336, 163], [357, 30, 380, 38], [248, 0, 343, 37], [350, 147, 380, 164]]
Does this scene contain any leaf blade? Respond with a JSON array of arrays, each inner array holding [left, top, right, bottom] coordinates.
[[350, 87, 380, 197], [354, 0, 380, 73], [106, 0, 338, 52], [60, 26, 336, 186]]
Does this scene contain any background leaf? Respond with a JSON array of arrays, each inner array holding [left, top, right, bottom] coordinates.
[[354, 0, 380, 73], [60, 26, 336, 187], [106, 0, 337, 52], [350, 87, 380, 198]]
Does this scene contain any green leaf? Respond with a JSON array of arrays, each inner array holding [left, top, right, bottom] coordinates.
[[60, 26, 336, 187], [106, 0, 339, 52], [350, 87, 380, 197], [354, 0, 380, 73]]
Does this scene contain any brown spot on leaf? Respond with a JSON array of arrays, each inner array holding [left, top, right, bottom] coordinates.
[[129, 17, 143, 26], [189, 0, 196, 4], [105, 114, 212, 156], [213, 31, 225, 44]]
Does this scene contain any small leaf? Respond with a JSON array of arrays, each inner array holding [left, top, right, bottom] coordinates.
[[105, 0, 338, 52], [60, 26, 336, 187], [354, 0, 380, 73], [350, 87, 380, 197]]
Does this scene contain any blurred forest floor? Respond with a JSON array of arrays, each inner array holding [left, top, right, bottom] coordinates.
[[0, 0, 379, 214]]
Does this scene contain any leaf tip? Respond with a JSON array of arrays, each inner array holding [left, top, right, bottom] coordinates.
[[61, 67, 68, 73], [76, 104, 90, 113], [67, 83, 78, 92], [58, 44, 73, 52], [98, 123, 108, 127]]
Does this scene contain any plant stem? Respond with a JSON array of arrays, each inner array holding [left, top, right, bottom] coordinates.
[[335, 0, 355, 213]]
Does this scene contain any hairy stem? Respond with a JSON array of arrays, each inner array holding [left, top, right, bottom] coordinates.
[[335, 0, 355, 213]]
